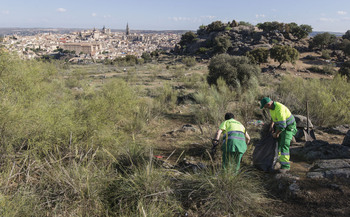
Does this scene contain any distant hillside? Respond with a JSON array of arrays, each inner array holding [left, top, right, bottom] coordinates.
[[176, 21, 311, 57], [0, 27, 188, 36], [309, 31, 345, 37]]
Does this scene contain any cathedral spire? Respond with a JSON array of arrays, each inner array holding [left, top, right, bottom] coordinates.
[[126, 23, 130, 36]]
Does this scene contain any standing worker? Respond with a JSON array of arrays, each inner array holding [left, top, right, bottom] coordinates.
[[212, 113, 250, 173], [260, 97, 297, 173]]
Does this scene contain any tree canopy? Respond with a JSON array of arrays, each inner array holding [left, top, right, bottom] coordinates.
[[207, 54, 260, 90], [246, 48, 269, 65], [270, 45, 299, 67], [257, 21, 312, 40], [179, 31, 197, 47], [310, 32, 337, 50]]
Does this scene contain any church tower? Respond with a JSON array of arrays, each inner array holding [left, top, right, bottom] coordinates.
[[126, 23, 130, 36]]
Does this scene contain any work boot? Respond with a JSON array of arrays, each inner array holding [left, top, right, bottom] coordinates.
[[278, 168, 290, 174], [274, 162, 281, 170]]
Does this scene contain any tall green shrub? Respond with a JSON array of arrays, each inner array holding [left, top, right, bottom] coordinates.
[[270, 45, 299, 67], [207, 54, 260, 91], [276, 75, 350, 126]]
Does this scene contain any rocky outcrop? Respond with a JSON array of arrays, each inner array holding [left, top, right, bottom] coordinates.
[[342, 130, 350, 146], [182, 24, 309, 56], [325, 125, 350, 135], [307, 159, 350, 182], [291, 140, 350, 161]]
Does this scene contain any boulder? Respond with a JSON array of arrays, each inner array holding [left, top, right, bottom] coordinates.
[[307, 159, 350, 182], [291, 140, 350, 161], [251, 43, 272, 50], [294, 115, 314, 128], [326, 125, 350, 135], [342, 130, 350, 147]]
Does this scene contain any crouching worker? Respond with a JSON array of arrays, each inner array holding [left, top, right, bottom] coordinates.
[[212, 113, 250, 173], [260, 97, 297, 173]]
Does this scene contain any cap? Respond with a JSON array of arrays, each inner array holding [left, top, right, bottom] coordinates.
[[260, 97, 271, 109]]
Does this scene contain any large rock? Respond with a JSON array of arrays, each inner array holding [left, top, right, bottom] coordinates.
[[326, 125, 350, 135], [342, 130, 350, 147], [291, 140, 350, 161], [307, 159, 350, 182], [294, 115, 314, 128]]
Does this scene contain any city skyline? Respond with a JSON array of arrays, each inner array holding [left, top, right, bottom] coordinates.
[[1, 0, 349, 32]]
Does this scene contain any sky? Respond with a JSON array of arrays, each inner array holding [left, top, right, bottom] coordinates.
[[0, 0, 349, 32]]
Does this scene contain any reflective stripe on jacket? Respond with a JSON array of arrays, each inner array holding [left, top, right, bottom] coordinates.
[[219, 119, 247, 153], [269, 102, 295, 130]]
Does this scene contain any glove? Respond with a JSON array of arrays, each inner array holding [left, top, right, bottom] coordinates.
[[212, 139, 219, 147]]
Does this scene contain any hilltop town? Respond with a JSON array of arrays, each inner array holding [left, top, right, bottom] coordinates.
[[0, 25, 181, 61]]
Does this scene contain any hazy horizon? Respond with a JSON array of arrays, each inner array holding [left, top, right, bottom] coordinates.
[[1, 0, 349, 32]]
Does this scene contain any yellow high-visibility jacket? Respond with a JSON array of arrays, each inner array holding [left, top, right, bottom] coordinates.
[[269, 102, 295, 131]]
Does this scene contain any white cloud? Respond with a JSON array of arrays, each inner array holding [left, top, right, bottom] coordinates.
[[169, 15, 217, 23], [337, 11, 347, 15], [56, 8, 67, 13], [92, 13, 97, 17], [255, 14, 266, 18], [319, 17, 336, 22], [201, 15, 216, 20], [2, 10, 10, 15], [103, 15, 111, 18]]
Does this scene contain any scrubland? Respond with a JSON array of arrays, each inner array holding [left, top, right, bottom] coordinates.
[[0, 50, 349, 216]]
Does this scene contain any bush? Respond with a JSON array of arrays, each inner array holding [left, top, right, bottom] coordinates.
[[239, 21, 253, 26], [113, 55, 142, 66], [276, 75, 350, 126], [198, 47, 209, 54], [339, 61, 350, 81], [154, 82, 178, 111], [103, 149, 183, 216], [141, 52, 152, 63], [193, 78, 236, 125], [213, 35, 232, 54], [0, 51, 157, 215], [246, 48, 269, 65], [181, 56, 197, 67], [207, 54, 260, 91], [174, 170, 269, 216], [307, 64, 335, 75], [321, 49, 331, 59]]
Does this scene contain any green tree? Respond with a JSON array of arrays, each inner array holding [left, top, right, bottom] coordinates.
[[270, 45, 299, 67], [207, 54, 260, 90], [239, 21, 253, 26], [339, 61, 350, 81], [179, 31, 197, 47], [257, 21, 281, 33], [342, 30, 350, 40], [310, 32, 337, 50], [213, 35, 232, 54], [341, 39, 350, 56], [197, 25, 207, 35], [290, 24, 312, 40], [246, 48, 269, 65], [141, 52, 152, 63], [207, 21, 225, 32]]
